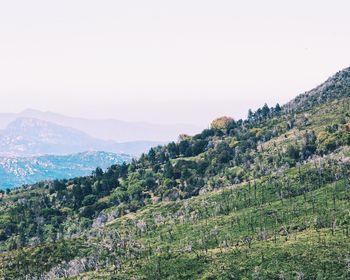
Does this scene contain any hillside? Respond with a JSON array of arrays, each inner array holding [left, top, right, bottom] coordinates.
[[0, 67, 350, 279], [0, 151, 131, 189]]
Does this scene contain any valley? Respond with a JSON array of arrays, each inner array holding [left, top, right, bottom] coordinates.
[[0, 151, 131, 189]]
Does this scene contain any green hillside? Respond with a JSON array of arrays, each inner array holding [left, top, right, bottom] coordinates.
[[1, 67, 350, 279]]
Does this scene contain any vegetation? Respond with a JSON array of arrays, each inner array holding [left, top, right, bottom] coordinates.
[[0, 67, 350, 279]]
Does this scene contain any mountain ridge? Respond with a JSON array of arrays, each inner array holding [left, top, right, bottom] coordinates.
[[0, 117, 163, 157], [0, 109, 202, 142]]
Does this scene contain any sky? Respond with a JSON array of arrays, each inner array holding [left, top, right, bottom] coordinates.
[[0, 0, 350, 127]]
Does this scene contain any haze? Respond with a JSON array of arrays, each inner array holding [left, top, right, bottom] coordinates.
[[1, 0, 350, 127]]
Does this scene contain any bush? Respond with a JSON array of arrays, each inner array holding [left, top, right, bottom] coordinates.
[[82, 194, 97, 206]]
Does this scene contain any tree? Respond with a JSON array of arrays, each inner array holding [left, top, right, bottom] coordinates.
[[72, 184, 84, 208], [274, 103, 282, 114], [301, 130, 317, 158], [211, 116, 235, 130], [82, 194, 97, 206], [179, 140, 191, 157], [248, 109, 254, 122], [94, 167, 104, 178], [148, 148, 156, 163], [286, 144, 300, 160], [167, 142, 178, 158], [262, 103, 270, 117]]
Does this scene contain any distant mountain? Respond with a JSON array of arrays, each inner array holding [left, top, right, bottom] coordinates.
[[0, 118, 162, 157], [0, 151, 131, 189], [0, 109, 202, 142]]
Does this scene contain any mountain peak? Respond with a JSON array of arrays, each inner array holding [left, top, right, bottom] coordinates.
[[6, 117, 79, 133]]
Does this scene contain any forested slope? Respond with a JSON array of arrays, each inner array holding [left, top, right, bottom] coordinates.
[[1, 67, 350, 279]]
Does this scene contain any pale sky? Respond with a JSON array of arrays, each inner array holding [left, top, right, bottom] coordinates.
[[0, 0, 350, 126]]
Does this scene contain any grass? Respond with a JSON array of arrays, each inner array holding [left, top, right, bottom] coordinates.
[[72, 169, 350, 279]]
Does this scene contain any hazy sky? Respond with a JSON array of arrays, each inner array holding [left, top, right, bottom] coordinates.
[[0, 0, 350, 126]]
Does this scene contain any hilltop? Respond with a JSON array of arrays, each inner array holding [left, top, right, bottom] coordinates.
[[0, 67, 350, 279]]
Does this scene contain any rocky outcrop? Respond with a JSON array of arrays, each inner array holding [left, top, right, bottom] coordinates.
[[43, 255, 101, 280]]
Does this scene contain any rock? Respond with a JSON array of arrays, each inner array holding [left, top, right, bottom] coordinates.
[[92, 212, 108, 228]]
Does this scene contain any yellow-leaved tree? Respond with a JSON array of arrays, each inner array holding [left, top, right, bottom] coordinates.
[[210, 116, 234, 130]]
